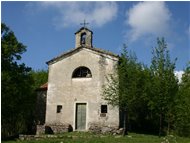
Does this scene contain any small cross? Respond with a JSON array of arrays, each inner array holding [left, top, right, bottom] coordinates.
[[80, 20, 89, 28]]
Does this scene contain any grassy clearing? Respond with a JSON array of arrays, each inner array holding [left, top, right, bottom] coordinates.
[[2, 132, 190, 143]]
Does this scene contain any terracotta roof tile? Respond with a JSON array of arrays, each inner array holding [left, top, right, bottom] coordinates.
[[36, 82, 48, 91], [40, 82, 48, 89]]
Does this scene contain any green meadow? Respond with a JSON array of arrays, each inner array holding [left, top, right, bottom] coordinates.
[[2, 132, 190, 143]]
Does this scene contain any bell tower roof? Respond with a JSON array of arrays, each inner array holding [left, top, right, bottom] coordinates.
[[75, 27, 93, 35]]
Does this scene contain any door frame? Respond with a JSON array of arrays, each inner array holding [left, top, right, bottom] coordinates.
[[74, 101, 88, 131]]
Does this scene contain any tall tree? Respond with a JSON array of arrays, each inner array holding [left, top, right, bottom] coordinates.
[[102, 45, 143, 135], [1, 23, 35, 139], [174, 63, 190, 137], [149, 38, 178, 136]]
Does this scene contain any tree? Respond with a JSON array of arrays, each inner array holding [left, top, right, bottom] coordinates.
[[1, 23, 35, 139], [149, 38, 178, 136], [30, 69, 48, 90], [102, 44, 143, 135], [174, 62, 190, 137]]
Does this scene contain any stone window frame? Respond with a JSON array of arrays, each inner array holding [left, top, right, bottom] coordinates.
[[57, 105, 62, 113], [101, 105, 107, 113], [72, 66, 92, 78]]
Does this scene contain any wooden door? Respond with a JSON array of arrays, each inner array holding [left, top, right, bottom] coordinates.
[[76, 103, 86, 130]]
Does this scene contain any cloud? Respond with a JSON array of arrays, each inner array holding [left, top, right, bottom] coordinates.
[[126, 1, 172, 42], [175, 71, 184, 83], [35, 1, 118, 29]]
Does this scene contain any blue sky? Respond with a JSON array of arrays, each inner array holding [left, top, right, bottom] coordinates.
[[1, 1, 190, 71]]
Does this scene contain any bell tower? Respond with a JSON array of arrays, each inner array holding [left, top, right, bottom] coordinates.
[[75, 20, 93, 48]]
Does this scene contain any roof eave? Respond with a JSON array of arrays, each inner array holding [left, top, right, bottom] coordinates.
[[75, 27, 93, 34], [46, 46, 119, 65]]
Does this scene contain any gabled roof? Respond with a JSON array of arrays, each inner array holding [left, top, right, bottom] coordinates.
[[40, 82, 48, 89], [75, 27, 93, 34], [46, 46, 119, 65], [36, 82, 48, 91]]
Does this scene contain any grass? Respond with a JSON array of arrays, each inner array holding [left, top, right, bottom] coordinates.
[[2, 132, 190, 143]]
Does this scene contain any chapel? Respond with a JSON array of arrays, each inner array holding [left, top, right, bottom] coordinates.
[[36, 24, 121, 134]]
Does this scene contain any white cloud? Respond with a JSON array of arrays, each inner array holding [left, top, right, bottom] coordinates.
[[36, 1, 118, 29], [126, 1, 172, 42], [175, 71, 184, 83]]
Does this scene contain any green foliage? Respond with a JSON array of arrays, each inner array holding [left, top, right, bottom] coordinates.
[[118, 45, 142, 111], [1, 23, 26, 65], [30, 69, 48, 89], [149, 38, 178, 136], [102, 38, 181, 136], [102, 44, 146, 135], [2, 132, 190, 143], [174, 63, 190, 137], [1, 23, 48, 139], [1, 23, 35, 139], [102, 74, 119, 107]]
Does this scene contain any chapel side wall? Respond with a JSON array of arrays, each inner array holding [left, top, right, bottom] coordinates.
[[36, 90, 47, 125], [45, 48, 119, 129]]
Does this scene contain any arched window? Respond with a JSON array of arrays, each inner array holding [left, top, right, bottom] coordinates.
[[72, 66, 92, 78], [81, 33, 86, 44]]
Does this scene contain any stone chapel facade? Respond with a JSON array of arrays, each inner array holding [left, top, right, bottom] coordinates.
[[37, 26, 121, 134]]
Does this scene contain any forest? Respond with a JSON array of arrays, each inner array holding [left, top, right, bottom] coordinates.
[[1, 23, 190, 140]]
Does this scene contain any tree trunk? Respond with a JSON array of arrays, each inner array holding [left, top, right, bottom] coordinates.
[[167, 121, 170, 135], [122, 109, 128, 136], [159, 113, 162, 137], [167, 113, 171, 135]]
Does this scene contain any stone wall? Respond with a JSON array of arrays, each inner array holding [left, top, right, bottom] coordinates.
[[45, 48, 119, 130], [36, 125, 45, 135], [36, 123, 122, 135], [36, 123, 73, 135], [88, 123, 123, 135], [36, 90, 47, 125]]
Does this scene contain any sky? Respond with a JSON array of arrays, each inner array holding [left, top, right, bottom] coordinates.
[[1, 1, 190, 73]]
